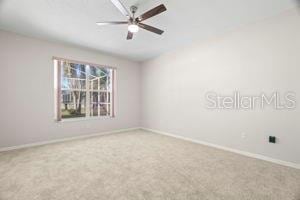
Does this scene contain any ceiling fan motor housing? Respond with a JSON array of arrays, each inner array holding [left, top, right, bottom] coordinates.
[[130, 6, 138, 15]]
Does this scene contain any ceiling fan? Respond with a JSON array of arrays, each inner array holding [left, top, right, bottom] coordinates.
[[96, 0, 167, 40]]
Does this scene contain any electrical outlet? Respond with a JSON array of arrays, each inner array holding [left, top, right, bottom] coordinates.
[[269, 136, 276, 143]]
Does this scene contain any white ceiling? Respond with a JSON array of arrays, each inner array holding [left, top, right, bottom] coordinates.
[[0, 0, 298, 61]]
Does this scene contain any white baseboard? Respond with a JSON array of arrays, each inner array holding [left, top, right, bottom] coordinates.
[[2, 127, 299, 170], [141, 127, 300, 170], [0, 127, 140, 152]]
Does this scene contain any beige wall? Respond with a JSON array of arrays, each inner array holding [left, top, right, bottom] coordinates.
[[0, 30, 140, 148], [141, 9, 300, 164], [1, 9, 300, 165]]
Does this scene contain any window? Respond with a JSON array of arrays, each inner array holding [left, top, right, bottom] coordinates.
[[54, 58, 115, 121]]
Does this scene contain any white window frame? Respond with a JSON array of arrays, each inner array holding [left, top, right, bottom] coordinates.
[[54, 57, 116, 122]]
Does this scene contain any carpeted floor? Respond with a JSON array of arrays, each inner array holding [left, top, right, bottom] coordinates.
[[0, 130, 299, 200]]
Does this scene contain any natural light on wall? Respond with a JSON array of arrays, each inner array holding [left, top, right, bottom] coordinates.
[[53, 58, 115, 121]]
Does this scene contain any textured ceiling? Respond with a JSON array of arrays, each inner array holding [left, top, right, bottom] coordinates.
[[0, 0, 298, 61]]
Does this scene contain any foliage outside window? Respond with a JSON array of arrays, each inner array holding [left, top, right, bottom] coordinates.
[[54, 58, 115, 121]]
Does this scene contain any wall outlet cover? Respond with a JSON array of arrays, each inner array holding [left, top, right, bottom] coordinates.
[[269, 136, 276, 143]]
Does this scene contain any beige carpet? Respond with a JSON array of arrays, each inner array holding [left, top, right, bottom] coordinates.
[[0, 130, 299, 200]]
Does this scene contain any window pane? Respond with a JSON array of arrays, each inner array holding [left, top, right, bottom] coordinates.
[[100, 92, 110, 103], [89, 66, 111, 91], [61, 91, 86, 119], [100, 104, 109, 116], [91, 103, 98, 117], [90, 92, 99, 103], [107, 70, 112, 91], [90, 66, 105, 78], [89, 92, 97, 117], [100, 76, 108, 90], [107, 104, 111, 116], [90, 78, 99, 90], [62, 62, 86, 90]]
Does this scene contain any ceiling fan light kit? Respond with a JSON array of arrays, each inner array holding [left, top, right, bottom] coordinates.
[[128, 24, 139, 33], [96, 0, 167, 40]]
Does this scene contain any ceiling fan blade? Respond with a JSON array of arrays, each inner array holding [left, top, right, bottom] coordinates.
[[138, 23, 164, 35], [110, 0, 131, 18], [137, 4, 166, 22], [127, 31, 133, 40], [96, 21, 128, 26]]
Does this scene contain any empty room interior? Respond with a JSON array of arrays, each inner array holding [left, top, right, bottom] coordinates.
[[0, 0, 300, 199]]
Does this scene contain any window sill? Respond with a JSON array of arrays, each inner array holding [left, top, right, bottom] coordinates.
[[56, 116, 115, 123]]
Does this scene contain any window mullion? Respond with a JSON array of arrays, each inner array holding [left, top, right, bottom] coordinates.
[[106, 74, 109, 116], [111, 69, 115, 117], [86, 65, 91, 117], [98, 77, 100, 116], [54, 60, 62, 121]]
